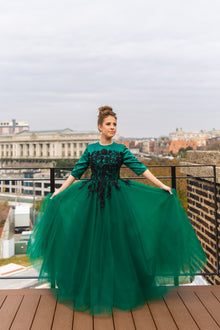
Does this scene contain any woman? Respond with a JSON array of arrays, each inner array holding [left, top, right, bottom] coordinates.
[[27, 106, 207, 316]]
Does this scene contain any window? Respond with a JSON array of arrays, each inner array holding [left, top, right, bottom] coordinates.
[[24, 182, 33, 187]]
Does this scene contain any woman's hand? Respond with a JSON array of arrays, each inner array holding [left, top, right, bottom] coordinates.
[[160, 184, 173, 195], [50, 189, 61, 199], [49, 175, 76, 200], [142, 169, 173, 194]]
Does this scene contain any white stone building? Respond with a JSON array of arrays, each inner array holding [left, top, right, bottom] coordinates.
[[169, 127, 220, 141], [0, 129, 100, 166]]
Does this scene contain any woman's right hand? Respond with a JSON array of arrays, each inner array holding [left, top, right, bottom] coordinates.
[[50, 189, 61, 199], [49, 175, 75, 199]]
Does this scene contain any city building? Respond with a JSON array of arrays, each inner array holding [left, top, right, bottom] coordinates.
[[0, 129, 101, 167], [0, 119, 29, 135], [0, 171, 63, 200], [169, 140, 197, 154], [169, 127, 220, 141], [154, 138, 171, 155]]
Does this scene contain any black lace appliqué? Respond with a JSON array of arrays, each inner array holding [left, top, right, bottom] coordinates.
[[78, 149, 130, 208]]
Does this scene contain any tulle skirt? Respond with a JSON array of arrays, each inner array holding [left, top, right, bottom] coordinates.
[[27, 179, 207, 316]]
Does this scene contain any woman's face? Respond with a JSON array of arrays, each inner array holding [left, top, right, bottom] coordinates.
[[99, 115, 117, 138]]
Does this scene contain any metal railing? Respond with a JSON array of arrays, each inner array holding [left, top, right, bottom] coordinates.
[[0, 164, 219, 286]]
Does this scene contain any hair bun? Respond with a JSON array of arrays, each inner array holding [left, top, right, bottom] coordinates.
[[98, 106, 113, 113], [97, 106, 117, 130]]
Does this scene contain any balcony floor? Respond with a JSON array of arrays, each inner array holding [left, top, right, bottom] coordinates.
[[0, 285, 220, 330]]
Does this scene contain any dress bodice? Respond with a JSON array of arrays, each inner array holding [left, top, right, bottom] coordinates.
[[90, 148, 123, 181], [71, 142, 148, 208]]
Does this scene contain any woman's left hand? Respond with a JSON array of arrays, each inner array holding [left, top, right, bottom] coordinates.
[[161, 184, 173, 194]]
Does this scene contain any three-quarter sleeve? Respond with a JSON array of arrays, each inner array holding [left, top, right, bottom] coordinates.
[[123, 146, 148, 176], [70, 147, 89, 179]]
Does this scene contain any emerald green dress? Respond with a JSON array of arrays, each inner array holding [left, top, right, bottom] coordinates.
[[27, 142, 207, 316]]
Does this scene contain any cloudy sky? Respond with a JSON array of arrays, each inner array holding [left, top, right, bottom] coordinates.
[[0, 0, 220, 138]]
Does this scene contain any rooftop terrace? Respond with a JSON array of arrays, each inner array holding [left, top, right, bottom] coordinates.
[[0, 285, 220, 329]]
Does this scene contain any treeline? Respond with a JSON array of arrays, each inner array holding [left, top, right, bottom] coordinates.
[[0, 201, 10, 229], [120, 157, 187, 211]]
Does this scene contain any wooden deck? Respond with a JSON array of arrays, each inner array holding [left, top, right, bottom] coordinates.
[[0, 285, 220, 330]]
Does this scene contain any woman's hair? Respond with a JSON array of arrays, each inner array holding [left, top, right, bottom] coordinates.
[[97, 106, 117, 130]]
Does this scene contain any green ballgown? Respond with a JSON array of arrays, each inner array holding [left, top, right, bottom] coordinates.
[[27, 142, 207, 316]]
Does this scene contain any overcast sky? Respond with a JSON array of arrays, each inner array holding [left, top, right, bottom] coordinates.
[[0, 0, 220, 138]]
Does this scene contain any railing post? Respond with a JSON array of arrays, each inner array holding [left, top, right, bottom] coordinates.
[[171, 165, 176, 189], [171, 166, 179, 286], [50, 168, 55, 193], [50, 167, 56, 288]]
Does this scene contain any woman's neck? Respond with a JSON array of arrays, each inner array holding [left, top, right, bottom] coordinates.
[[99, 137, 113, 145]]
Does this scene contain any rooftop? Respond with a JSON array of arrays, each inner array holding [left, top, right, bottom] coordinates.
[[16, 128, 98, 135], [0, 128, 99, 138]]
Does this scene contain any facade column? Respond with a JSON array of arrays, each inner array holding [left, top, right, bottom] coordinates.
[[29, 144, 34, 157]]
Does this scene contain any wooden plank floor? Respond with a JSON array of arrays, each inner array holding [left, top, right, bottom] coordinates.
[[0, 285, 220, 330]]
